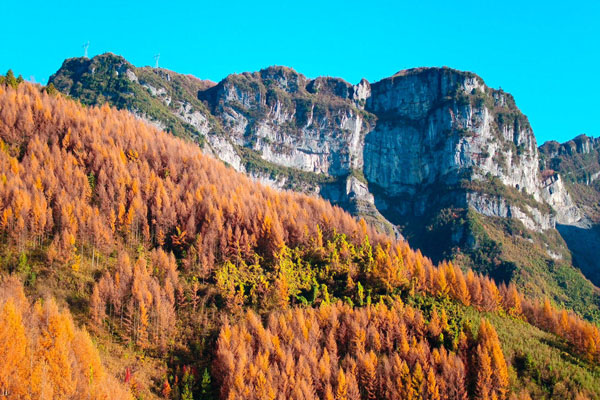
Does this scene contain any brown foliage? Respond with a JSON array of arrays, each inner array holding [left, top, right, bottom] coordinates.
[[214, 302, 473, 400]]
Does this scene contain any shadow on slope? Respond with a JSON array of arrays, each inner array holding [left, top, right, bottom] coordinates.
[[557, 223, 600, 287]]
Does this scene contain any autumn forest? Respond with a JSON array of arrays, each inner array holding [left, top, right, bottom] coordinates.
[[0, 75, 599, 399]]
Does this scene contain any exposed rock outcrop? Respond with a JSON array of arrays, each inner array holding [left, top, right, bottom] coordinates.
[[192, 66, 581, 234], [364, 69, 539, 197], [540, 173, 581, 225], [198, 66, 372, 177]]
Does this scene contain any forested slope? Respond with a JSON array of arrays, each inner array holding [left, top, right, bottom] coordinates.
[[0, 77, 598, 399]]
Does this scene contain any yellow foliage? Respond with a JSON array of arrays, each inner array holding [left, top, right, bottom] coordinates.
[[0, 278, 133, 399]]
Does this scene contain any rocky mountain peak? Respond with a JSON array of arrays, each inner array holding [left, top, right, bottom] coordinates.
[[351, 78, 371, 106], [539, 134, 600, 180], [367, 67, 483, 117], [542, 134, 598, 157], [258, 65, 306, 93]]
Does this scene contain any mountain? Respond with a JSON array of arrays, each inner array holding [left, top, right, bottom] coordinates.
[[540, 134, 600, 222], [540, 134, 600, 286], [48, 54, 217, 142], [3, 73, 600, 400], [2, 73, 600, 399], [49, 54, 600, 321]]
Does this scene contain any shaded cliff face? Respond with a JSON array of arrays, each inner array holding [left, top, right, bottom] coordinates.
[[361, 68, 561, 234]]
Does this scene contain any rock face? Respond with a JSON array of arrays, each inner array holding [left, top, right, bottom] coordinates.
[[361, 68, 565, 233], [541, 134, 600, 159], [49, 53, 584, 249], [539, 134, 600, 224], [193, 65, 582, 235], [539, 134, 600, 286], [540, 174, 581, 225], [540, 134, 600, 186], [365, 69, 538, 196], [198, 67, 371, 177]]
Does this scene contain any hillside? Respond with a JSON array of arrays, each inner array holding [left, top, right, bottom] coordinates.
[[49, 54, 600, 323], [0, 76, 599, 398]]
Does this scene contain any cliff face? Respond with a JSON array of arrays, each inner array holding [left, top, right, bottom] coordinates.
[[540, 134, 600, 187], [539, 134, 600, 224], [195, 66, 582, 233], [362, 68, 559, 230], [198, 67, 371, 177], [365, 69, 538, 194]]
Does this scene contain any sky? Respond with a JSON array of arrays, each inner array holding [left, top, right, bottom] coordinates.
[[1, 0, 598, 144]]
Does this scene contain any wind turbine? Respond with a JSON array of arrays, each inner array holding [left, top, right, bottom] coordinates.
[[154, 53, 160, 69], [83, 41, 90, 58]]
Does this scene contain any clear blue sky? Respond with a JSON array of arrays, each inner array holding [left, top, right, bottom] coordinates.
[[2, 0, 598, 144]]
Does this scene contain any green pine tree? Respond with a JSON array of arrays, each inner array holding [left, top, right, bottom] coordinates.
[[45, 82, 58, 96], [200, 368, 211, 398], [181, 369, 195, 400], [5, 69, 18, 89]]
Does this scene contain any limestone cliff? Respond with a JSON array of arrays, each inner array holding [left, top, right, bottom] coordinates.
[[364, 68, 552, 230], [196, 65, 579, 233], [539, 134, 600, 286]]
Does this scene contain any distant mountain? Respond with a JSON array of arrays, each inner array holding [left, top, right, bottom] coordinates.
[[540, 134, 600, 221], [49, 53, 600, 321], [540, 134, 600, 286]]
